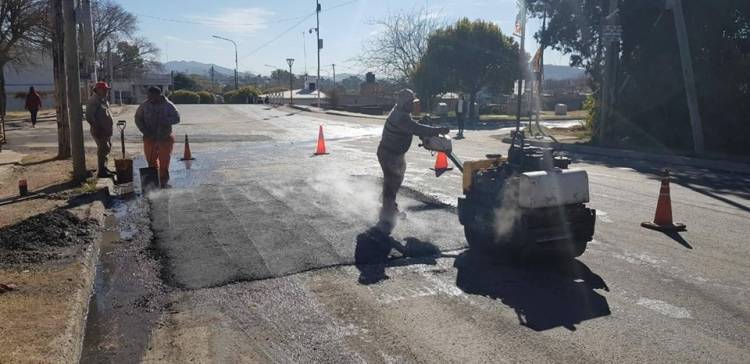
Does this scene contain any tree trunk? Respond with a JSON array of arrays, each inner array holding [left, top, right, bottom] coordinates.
[[50, 0, 70, 158], [0, 64, 6, 119]]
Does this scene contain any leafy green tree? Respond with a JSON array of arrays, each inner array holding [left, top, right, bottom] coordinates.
[[419, 18, 520, 118], [410, 61, 444, 112], [529, 0, 750, 154], [173, 72, 198, 91]]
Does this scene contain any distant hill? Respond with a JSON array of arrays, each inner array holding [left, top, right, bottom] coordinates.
[[543, 65, 586, 80], [163, 61, 248, 77]]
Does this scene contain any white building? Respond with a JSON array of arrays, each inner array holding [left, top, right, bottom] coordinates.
[[3, 57, 55, 112]]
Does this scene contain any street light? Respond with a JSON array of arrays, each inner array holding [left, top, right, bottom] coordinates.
[[286, 58, 295, 105], [212, 35, 238, 90]]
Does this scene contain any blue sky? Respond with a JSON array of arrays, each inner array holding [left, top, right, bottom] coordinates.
[[120, 0, 570, 77]]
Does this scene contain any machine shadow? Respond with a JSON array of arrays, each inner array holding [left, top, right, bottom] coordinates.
[[354, 227, 439, 285], [454, 250, 611, 332]]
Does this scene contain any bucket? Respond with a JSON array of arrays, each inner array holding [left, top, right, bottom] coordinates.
[[139, 166, 159, 192], [115, 159, 133, 184]]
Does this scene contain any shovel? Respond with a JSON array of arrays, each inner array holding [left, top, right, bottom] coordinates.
[[114, 120, 133, 184]]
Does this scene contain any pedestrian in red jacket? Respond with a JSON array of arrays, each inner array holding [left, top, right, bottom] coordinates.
[[24, 86, 42, 128]]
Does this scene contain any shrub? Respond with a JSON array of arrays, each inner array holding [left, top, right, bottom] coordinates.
[[197, 91, 215, 104], [224, 86, 259, 104], [169, 90, 200, 104]]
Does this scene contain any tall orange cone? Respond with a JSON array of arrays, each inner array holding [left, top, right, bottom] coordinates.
[[641, 169, 686, 232], [430, 152, 453, 177], [180, 134, 195, 161], [314, 124, 328, 155]]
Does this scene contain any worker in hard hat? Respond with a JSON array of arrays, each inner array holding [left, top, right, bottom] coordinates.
[[376, 89, 450, 234]]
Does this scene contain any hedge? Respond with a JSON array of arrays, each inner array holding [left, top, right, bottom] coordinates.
[[224, 86, 259, 104], [197, 91, 215, 104], [169, 90, 200, 104]]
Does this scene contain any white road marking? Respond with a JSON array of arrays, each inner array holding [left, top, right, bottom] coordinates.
[[637, 298, 691, 319], [596, 210, 613, 223]]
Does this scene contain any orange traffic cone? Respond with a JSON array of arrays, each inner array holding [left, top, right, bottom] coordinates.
[[430, 152, 453, 176], [180, 134, 195, 161], [641, 170, 686, 232], [314, 124, 328, 155]]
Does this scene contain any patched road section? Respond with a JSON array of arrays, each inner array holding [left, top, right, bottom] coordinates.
[[151, 176, 465, 289]]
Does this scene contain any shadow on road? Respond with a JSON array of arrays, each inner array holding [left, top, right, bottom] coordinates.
[[664, 231, 693, 249], [579, 155, 750, 212], [354, 227, 440, 285], [454, 251, 611, 331]]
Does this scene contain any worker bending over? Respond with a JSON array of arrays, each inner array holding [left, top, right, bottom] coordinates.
[[377, 89, 449, 234], [135, 86, 180, 187]]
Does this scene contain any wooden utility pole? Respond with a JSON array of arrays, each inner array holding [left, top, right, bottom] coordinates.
[[80, 0, 97, 84], [50, 0, 70, 159], [63, 0, 87, 181], [667, 0, 704, 155], [598, 0, 620, 145]]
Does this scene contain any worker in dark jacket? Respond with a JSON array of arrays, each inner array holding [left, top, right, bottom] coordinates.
[[24, 86, 42, 128], [85, 82, 114, 178], [455, 94, 466, 139], [135, 86, 180, 187], [377, 89, 449, 233]]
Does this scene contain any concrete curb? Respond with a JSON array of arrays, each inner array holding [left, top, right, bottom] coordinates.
[[501, 137, 750, 175], [66, 196, 106, 364]]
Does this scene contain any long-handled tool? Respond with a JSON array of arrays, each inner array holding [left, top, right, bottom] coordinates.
[[114, 120, 134, 184]]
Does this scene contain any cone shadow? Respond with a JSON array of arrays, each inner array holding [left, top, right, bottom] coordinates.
[[664, 231, 693, 249]]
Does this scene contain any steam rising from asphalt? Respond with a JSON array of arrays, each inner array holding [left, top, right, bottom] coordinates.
[[493, 179, 521, 242], [307, 167, 382, 221]]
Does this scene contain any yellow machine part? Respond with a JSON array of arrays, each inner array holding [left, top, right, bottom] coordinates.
[[462, 156, 505, 193]]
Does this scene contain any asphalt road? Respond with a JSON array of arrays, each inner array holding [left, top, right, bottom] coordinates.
[[93, 104, 749, 363]]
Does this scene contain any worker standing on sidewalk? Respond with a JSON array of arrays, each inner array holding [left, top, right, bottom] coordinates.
[[24, 87, 42, 128], [377, 89, 449, 234], [85, 82, 114, 178], [135, 86, 180, 187], [455, 94, 466, 139]]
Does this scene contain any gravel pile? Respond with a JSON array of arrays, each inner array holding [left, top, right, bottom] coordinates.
[[0, 209, 96, 265]]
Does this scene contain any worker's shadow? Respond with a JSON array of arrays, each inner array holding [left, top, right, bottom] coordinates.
[[454, 251, 611, 331], [354, 227, 440, 285]]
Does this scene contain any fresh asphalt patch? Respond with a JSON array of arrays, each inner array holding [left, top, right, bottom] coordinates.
[[149, 176, 466, 289]]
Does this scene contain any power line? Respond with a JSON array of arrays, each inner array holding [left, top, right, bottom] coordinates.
[[133, 12, 309, 27], [239, 13, 316, 60]]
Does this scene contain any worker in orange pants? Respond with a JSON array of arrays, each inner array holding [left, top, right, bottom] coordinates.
[[135, 86, 180, 187], [143, 135, 175, 185]]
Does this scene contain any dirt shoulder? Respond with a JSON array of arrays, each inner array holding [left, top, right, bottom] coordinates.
[[0, 195, 106, 364], [0, 110, 128, 363]]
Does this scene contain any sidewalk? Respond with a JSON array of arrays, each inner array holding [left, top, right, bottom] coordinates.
[[0, 194, 106, 364], [502, 136, 750, 175], [0, 111, 117, 363]]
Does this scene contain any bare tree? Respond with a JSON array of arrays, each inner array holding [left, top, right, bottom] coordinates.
[[357, 7, 444, 85], [92, 0, 137, 55], [0, 0, 45, 116]]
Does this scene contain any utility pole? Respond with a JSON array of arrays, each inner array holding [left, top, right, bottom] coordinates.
[[286, 58, 295, 104], [50, 0, 70, 159], [331, 64, 336, 88], [303, 31, 308, 75], [80, 0, 97, 83], [315, 0, 322, 108], [667, 0, 704, 155], [514, 2, 527, 137], [63, 0, 87, 181], [598, 0, 621, 145], [533, 6, 547, 135]]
